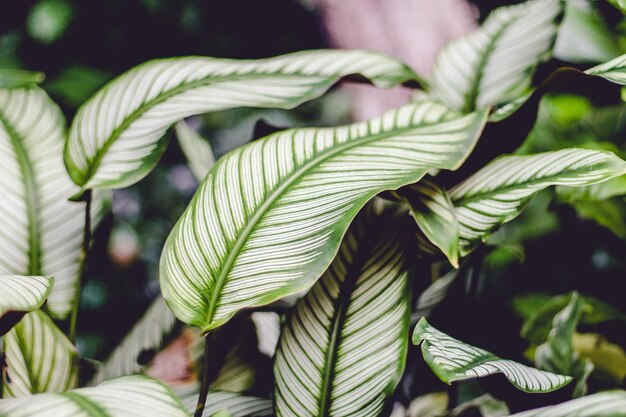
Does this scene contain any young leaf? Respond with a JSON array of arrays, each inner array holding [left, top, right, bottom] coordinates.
[[0, 87, 106, 318], [508, 390, 626, 417], [273, 205, 411, 417], [0, 275, 53, 335], [0, 375, 189, 417], [430, 0, 564, 112], [2, 310, 78, 397], [397, 177, 459, 267], [90, 295, 177, 384], [413, 318, 572, 393], [175, 120, 216, 182], [64, 49, 419, 193], [450, 149, 626, 255], [160, 102, 488, 332]]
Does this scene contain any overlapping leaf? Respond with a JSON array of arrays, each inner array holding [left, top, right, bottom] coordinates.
[[176, 384, 273, 417], [175, 120, 216, 182], [2, 310, 78, 397], [64, 49, 419, 192], [274, 205, 411, 417], [0, 275, 52, 334], [509, 390, 626, 417], [450, 148, 626, 255], [0, 375, 189, 417], [413, 318, 572, 393], [586, 53, 626, 84], [160, 102, 487, 332], [0, 87, 105, 318], [430, 0, 563, 112]]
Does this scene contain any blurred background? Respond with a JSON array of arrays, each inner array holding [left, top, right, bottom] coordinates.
[[3, 0, 626, 410]]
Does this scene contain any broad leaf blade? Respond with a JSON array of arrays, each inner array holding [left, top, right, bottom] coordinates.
[[0, 275, 52, 334], [160, 102, 488, 332], [450, 149, 626, 255], [64, 49, 419, 192], [175, 120, 216, 182], [274, 204, 412, 417], [509, 390, 626, 417], [430, 0, 563, 112], [176, 384, 273, 417], [0, 87, 105, 318], [2, 310, 78, 397], [413, 318, 572, 393], [0, 375, 189, 417]]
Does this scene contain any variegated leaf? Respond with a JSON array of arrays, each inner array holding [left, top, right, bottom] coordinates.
[[0, 275, 52, 334], [176, 383, 273, 417], [509, 390, 626, 417], [175, 120, 216, 182], [586, 53, 626, 84]]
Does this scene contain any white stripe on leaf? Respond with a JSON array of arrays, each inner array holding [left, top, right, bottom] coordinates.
[[64, 49, 419, 193], [413, 318, 572, 393], [159, 102, 488, 332], [175, 120, 216, 182], [586, 53, 626, 85], [509, 390, 626, 417], [175, 383, 273, 417], [0, 275, 53, 329]]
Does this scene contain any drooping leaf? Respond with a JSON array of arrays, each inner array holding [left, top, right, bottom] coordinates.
[[90, 295, 177, 384], [430, 0, 563, 112], [0, 375, 189, 416], [64, 49, 419, 193], [450, 149, 626, 255], [274, 204, 411, 417], [160, 102, 488, 332], [176, 384, 273, 417], [413, 318, 572, 393], [397, 177, 459, 267], [175, 120, 215, 182], [0, 275, 52, 335], [508, 390, 626, 417], [0, 87, 106, 318], [0, 70, 45, 89], [2, 310, 78, 397]]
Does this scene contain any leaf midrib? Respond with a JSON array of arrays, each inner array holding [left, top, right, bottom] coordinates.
[[0, 112, 41, 275], [204, 117, 453, 329]]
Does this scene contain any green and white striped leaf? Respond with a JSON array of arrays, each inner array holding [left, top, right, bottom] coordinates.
[[2, 310, 78, 397], [0, 275, 52, 334], [0, 375, 189, 417], [176, 120, 215, 182], [397, 177, 459, 267], [586, 53, 626, 85], [413, 318, 572, 393], [0, 87, 105, 318], [64, 49, 419, 193], [91, 295, 177, 384], [509, 390, 626, 417], [160, 102, 487, 332], [450, 148, 626, 255], [430, 0, 563, 112], [274, 205, 412, 417], [412, 270, 458, 324], [176, 384, 273, 417]]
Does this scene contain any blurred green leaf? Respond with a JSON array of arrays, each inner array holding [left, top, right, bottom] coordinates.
[[0, 69, 45, 88], [45, 66, 111, 108], [27, 0, 74, 44], [573, 332, 626, 384]]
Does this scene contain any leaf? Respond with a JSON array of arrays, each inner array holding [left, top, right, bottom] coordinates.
[[450, 149, 626, 255], [450, 394, 509, 417], [175, 120, 216, 182], [430, 0, 564, 112], [413, 318, 572, 393], [160, 102, 488, 332], [609, 0, 626, 13], [250, 312, 280, 357], [0, 70, 45, 89], [64, 49, 419, 193], [412, 269, 458, 324], [0, 375, 189, 416], [176, 384, 273, 417], [407, 392, 448, 417], [0, 275, 52, 335], [508, 390, 626, 417], [586, 53, 626, 84], [273, 204, 412, 417], [573, 333, 626, 384], [0, 87, 106, 318], [2, 310, 78, 397], [90, 295, 177, 384], [397, 177, 459, 267]]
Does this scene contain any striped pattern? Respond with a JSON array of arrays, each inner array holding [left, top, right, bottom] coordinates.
[[0, 275, 52, 319], [176, 384, 273, 417], [510, 391, 626, 417], [91, 295, 177, 384], [0, 375, 189, 417], [450, 149, 626, 255], [430, 0, 563, 112], [397, 177, 459, 267], [586, 53, 626, 84], [413, 318, 572, 393], [412, 270, 458, 324], [0, 87, 105, 318], [160, 102, 488, 332], [64, 49, 418, 192], [175, 120, 216, 182], [274, 205, 411, 417], [2, 310, 78, 397]]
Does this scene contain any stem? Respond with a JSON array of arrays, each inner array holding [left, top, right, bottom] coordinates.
[[194, 333, 212, 417], [69, 189, 92, 343]]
